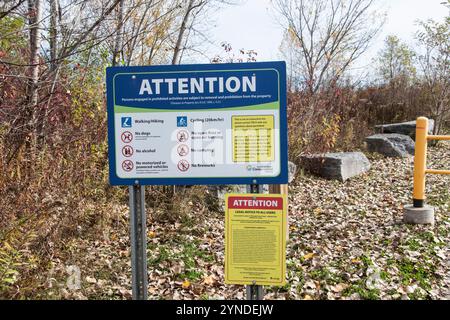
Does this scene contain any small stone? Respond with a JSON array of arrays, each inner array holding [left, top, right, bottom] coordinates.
[[85, 276, 97, 284]]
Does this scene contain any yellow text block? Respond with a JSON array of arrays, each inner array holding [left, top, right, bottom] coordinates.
[[232, 115, 274, 162], [225, 193, 286, 286]]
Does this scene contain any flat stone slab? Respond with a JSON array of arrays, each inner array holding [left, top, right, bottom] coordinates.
[[300, 152, 370, 182], [366, 133, 415, 158], [375, 119, 434, 139]]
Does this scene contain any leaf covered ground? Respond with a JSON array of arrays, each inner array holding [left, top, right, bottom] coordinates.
[[41, 143, 450, 300]]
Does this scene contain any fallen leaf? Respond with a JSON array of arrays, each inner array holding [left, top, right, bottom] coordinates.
[[85, 276, 97, 284], [182, 280, 191, 289], [331, 283, 349, 293], [203, 275, 215, 285], [303, 252, 315, 260]]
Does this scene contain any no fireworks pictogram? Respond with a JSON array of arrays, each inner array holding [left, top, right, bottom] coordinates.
[[121, 131, 133, 143], [177, 160, 190, 172], [122, 160, 134, 172]]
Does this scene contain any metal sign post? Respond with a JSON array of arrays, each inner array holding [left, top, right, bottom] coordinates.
[[129, 184, 148, 300], [245, 183, 264, 300]]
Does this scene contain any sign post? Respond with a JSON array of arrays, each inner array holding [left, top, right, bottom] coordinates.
[[246, 183, 264, 300], [129, 184, 148, 300]]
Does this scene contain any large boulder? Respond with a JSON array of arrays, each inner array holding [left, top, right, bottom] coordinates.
[[375, 119, 434, 139], [366, 133, 415, 158], [299, 152, 371, 182]]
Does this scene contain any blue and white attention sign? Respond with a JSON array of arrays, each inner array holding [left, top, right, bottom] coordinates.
[[106, 62, 288, 186]]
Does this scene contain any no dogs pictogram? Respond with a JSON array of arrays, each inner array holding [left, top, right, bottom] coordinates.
[[122, 145, 134, 157], [177, 160, 190, 172], [121, 131, 133, 143], [122, 160, 134, 172]]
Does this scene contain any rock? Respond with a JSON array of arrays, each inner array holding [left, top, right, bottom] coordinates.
[[375, 119, 434, 139], [366, 133, 415, 158], [288, 161, 297, 183], [299, 152, 371, 182]]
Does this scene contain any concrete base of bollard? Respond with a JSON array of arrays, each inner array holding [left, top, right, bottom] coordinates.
[[403, 205, 435, 225]]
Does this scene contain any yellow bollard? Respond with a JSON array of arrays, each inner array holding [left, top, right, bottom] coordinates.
[[412, 117, 429, 207], [404, 116, 450, 224]]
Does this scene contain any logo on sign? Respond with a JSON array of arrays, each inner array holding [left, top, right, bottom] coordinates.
[[121, 117, 132, 128], [177, 116, 187, 127]]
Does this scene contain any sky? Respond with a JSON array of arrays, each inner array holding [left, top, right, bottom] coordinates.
[[206, 0, 448, 72]]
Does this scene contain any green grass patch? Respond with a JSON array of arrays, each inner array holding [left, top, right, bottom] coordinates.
[[342, 281, 380, 300], [398, 258, 434, 290]]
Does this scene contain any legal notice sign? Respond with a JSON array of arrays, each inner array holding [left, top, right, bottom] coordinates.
[[106, 62, 288, 185], [225, 194, 287, 285]]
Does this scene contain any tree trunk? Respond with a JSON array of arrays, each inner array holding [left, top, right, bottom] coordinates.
[[27, 0, 42, 147], [28, 0, 41, 108], [112, 0, 124, 66], [172, 0, 195, 65], [49, 0, 58, 72]]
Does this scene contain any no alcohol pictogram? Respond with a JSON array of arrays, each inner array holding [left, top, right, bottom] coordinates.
[[177, 160, 190, 172], [177, 130, 189, 143], [122, 145, 134, 157], [177, 144, 189, 157], [122, 160, 134, 172], [121, 131, 133, 143]]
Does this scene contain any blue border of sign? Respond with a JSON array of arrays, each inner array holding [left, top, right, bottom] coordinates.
[[106, 61, 288, 186]]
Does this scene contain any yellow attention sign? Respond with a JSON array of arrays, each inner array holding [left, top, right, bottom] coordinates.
[[225, 193, 286, 286], [232, 115, 274, 162]]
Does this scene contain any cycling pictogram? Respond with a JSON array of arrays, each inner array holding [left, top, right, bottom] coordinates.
[[177, 130, 189, 143], [122, 145, 134, 157], [121, 131, 133, 143], [177, 144, 189, 157], [122, 160, 134, 172], [177, 160, 190, 172]]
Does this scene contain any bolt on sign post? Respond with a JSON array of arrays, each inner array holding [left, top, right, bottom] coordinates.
[[106, 62, 288, 299], [225, 193, 287, 299], [404, 117, 450, 225]]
